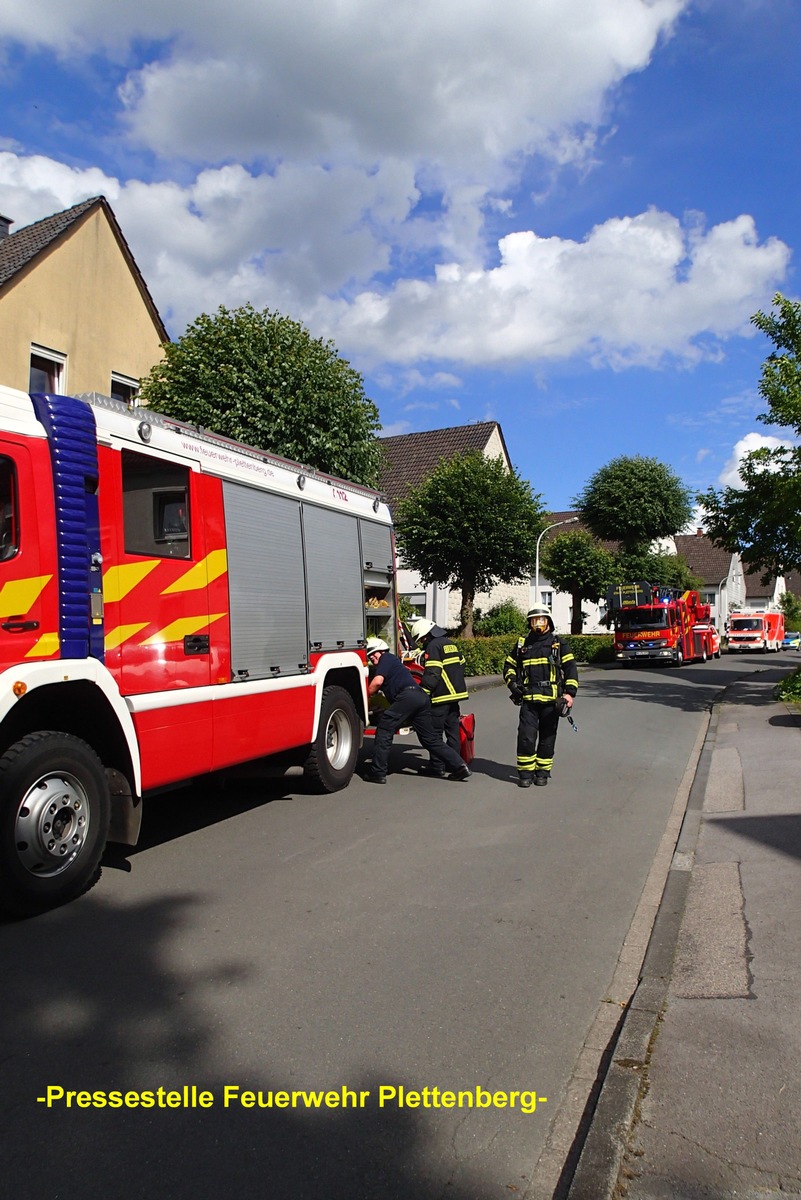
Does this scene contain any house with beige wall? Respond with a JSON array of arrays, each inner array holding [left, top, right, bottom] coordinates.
[[0, 196, 167, 401], [379, 421, 531, 628]]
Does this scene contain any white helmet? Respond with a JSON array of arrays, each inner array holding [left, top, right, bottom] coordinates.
[[366, 637, 389, 655], [409, 617, 435, 643]]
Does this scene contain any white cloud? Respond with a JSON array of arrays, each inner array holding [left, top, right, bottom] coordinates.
[[718, 432, 795, 488], [0, 1, 692, 287], [0, 152, 789, 366], [378, 420, 412, 438], [314, 210, 790, 368], [1, 1, 686, 176], [0, 2, 791, 374]]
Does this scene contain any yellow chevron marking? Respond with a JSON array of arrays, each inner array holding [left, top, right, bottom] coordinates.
[[0, 574, 52, 618], [103, 561, 160, 603], [25, 632, 60, 658], [141, 612, 225, 645], [161, 550, 228, 594], [104, 623, 150, 651]]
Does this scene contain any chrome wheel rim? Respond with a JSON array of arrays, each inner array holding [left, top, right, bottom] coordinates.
[[14, 771, 90, 877], [325, 709, 353, 770]]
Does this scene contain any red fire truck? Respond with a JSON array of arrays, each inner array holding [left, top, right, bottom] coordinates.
[[726, 609, 785, 653], [608, 581, 716, 667], [0, 386, 397, 915]]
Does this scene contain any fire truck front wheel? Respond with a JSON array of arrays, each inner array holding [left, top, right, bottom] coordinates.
[[0, 732, 111, 917], [304, 686, 361, 793]]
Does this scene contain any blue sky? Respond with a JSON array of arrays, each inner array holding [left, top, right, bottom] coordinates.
[[0, 0, 798, 512]]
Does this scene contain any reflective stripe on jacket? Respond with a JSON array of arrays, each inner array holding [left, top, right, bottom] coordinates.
[[420, 635, 469, 704], [503, 632, 579, 703]]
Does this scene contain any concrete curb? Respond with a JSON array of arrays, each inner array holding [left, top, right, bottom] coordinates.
[[563, 705, 720, 1199]]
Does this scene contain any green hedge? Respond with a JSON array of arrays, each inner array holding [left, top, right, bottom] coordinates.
[[776, 667, 801, 702], [455, 633, 615, 676]]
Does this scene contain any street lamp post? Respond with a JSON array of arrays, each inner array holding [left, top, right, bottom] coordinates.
[[716, 573, 728, 628], [534, 517, 580, 600]]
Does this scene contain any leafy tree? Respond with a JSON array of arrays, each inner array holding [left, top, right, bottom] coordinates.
[[541, 530, 617, 634], [780, 590, 801, 630], [615, 548, 704, 593], [395, 451, 545, 637], [576, 455, 694, 553], [699, 293, 801, 579], [139, 303, 382, 486]]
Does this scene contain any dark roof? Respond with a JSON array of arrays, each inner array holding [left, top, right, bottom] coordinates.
[[742, 562, 780, 600], [673, 534, 735, 586], [378, 421, 508, 511], [784, 569, 801, 596], [0, 196, 168, 342]]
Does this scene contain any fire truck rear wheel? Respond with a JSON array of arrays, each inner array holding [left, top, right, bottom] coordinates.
[[304, 686, 361, 793], [700, 646, 708, 663], [0, 732, 111, 917]]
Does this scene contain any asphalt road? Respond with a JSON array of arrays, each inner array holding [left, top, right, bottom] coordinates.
[[2, 650, 797, 1200]]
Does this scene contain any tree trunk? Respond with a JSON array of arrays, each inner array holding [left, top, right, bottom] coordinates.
[[571, 589, 584, 635], [458, 586, 476, 638]]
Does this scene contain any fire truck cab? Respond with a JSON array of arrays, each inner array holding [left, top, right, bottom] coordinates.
[[726, 610, 785, 653], [0, 386, 397, 915]]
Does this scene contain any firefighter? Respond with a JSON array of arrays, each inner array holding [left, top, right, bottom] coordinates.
[[503, 605, 578, 788], [410, 617, 469, 776], [363, 638, 470, 784]]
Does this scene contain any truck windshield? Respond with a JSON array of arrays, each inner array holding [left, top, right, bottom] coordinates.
[[616, 608, 670, 631], [730, 618, 761, 631]]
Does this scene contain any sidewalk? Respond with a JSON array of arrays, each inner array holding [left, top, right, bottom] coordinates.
[[567, 667, 801, 1200]]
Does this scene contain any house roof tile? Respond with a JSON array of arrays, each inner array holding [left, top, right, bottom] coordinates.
[[0, 198, 100, 289], [673, 534, 735, 585], [379, 421, 506, 511]]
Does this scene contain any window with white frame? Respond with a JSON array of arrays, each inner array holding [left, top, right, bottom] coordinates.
[[110, 372, 140, 405], [400, 593, 426, 616], [540, 590, 553, 607], [29, 345, 66, 393]]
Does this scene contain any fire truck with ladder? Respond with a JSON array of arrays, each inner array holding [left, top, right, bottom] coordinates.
[[0, 385, 398, 916], [607, 581, 717, 666]]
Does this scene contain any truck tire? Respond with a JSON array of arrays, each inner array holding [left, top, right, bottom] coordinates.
[[304, 686, 361, 793], [0, 732, 111, 917], [700, 646, 708, 663], [673, 646, 684, 667]]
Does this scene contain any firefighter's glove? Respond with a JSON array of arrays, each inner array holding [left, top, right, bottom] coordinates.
[[555, 695, 571, 717], [508, 682, 524, 706]]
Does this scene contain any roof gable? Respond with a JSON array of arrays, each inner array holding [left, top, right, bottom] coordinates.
[[0, 196, 168, 342], [673, 534, 736, 585], [379, 421, 508, 511]]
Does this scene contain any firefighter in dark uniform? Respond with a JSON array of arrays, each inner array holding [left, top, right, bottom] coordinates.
[[410, 617, 469, 776], [363, 638, 470, 784], [503, 605, 578, 788]]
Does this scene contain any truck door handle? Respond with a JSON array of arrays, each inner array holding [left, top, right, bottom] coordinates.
[[184, 634, 210, 655], [2, 620, 40, 633]]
